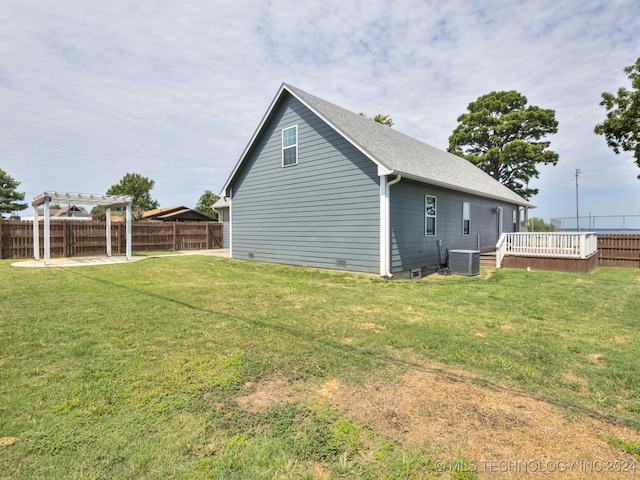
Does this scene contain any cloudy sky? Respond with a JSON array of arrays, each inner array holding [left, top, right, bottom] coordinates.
[[2, 0, 639, 226]]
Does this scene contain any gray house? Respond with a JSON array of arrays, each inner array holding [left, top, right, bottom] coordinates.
[[215, 83, 533, 277]]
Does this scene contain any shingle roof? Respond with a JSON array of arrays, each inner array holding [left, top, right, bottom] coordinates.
[[142, 206, 215, 221], [212, 197, 229, 208], [285, 84, 533, 207], [222, 83, 534, 208]]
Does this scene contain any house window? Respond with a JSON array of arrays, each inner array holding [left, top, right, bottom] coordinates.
[[463, 201, 470, 235], [513, 209, 518, 232], [282, 126, 298, 167], [425, 195, 436, 236]]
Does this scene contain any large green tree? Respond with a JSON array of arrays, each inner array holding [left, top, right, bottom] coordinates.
[[594, 57, 640, 178], [448, 90, 559, 199], [0, 168, 27, 216], [195, 190, 219, 220], [107, 173, 159, 212]]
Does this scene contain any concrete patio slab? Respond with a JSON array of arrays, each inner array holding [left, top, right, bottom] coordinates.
[[12, 256, 149, 268], [11, 249, 230, 268]]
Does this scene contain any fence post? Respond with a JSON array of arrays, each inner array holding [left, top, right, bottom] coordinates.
[[206, 222, 210, 249], [62, 221, 68, 257], [0, 218, 3, 259], [119, 223, 124, 254], [173, 222, 177, 251]]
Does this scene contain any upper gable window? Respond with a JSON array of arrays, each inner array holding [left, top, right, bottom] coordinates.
[[282, 126, 298, 167]]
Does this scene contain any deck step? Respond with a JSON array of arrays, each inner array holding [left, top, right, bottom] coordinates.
[[479, 252, 497, 268]]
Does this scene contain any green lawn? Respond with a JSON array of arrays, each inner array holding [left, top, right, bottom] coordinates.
[[1, 256, 639, 479]]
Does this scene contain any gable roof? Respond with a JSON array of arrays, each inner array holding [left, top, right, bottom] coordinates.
[[142, 206, 215, 222], [222, 83, 534, 208]]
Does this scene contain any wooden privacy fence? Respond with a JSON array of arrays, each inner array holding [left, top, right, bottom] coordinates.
[[598, 234, 640, 268], [0, 220, 222, 259]]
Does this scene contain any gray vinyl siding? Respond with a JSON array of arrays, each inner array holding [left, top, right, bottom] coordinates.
[[220, 208, 229, 248], [230, 93, 380, 273], [390, 179, 519, 273]]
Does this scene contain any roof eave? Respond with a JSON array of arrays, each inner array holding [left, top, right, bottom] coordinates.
[[389, 171, 535, 208], [220, 83, 290, 196]]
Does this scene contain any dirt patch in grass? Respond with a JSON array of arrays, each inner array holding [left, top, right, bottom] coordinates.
[[587, 353, 605, 364], [235, 376, 307, 413], [236, 364, 640, 479], [0, 437, 18, 447]]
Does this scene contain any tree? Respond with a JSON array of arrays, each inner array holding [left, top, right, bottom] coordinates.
[[521, 217, 555, 232], [0, 168, 27, 216], [195, 190, 219, 220], [107, 173, 159, 212], [90, 205, 106, 221], [594, 57, 640, 179], [359, 113, 394, 127], [448, 91, 559, 199], [372, 114, 394, 127]]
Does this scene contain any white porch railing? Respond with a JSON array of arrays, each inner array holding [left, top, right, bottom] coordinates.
[[495, 232, 598, 268]]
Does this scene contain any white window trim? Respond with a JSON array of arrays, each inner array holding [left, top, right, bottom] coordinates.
[[282, 125, 298, 167], [425, 195, 437, 236], [462, 201, 470, 236]]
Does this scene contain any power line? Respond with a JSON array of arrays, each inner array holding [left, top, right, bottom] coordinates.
[[575, 169, 581, 232], [0, 131, 216, 178], [0, 117, 167, 159], [0, 132, 135, 167]]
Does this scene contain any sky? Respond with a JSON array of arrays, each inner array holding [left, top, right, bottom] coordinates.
[[2, 0, 639, 227]]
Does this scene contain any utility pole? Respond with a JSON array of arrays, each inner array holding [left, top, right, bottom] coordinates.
[[575, 169, 581, 232]]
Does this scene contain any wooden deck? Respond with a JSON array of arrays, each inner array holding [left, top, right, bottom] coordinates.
[[496, 232, 599, 273], [491, 232, 640, 272], [501, 252, 599, 273]]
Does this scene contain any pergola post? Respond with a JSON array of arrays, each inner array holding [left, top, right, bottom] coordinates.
[[33, 204, 40, 261], [106, 208, 112, 257], [44, 195, 51, 266], [126, 204, 132, 261]]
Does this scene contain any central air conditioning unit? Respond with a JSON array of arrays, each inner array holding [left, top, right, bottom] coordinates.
[[449, 249, 480, 276]]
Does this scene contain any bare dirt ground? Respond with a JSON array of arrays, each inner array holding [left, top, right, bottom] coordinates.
[[236, 364, 640, 479]]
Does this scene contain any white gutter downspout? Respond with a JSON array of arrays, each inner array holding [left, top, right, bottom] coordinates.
[[380, 174, 402, 278], [227, 188, 233, 258]]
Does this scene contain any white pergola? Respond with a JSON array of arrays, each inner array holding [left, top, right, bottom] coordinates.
[[32, 192, 133, 266]]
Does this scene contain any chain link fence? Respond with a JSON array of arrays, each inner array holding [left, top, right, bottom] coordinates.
[[550, 215, 640, 233]]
